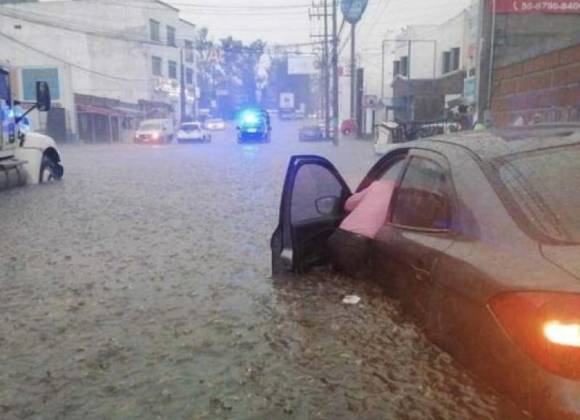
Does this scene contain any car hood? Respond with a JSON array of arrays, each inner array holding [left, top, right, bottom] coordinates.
[[136, 130, 161, 135], [541, 244, 580, 280]]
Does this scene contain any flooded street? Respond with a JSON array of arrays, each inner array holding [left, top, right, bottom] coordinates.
[[1, 121, 525, 420]]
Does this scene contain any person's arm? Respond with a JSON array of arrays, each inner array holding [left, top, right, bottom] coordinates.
[[344, 188, 369, 212]]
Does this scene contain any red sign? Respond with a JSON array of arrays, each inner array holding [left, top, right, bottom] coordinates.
[[495, 0, 580, 13]]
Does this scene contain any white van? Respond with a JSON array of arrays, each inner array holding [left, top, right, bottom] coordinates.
[[135, 119, 175, 144]]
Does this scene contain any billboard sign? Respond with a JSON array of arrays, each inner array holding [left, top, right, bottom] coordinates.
[[287, 54, 317, 75], [494, 0, 580, 13], [341, 0, 369, 23], [21, 68, 60, 101], [279, 92, 295, 109]]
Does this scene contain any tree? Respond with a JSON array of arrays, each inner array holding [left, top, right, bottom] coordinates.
[[194, 28, 265, 116]]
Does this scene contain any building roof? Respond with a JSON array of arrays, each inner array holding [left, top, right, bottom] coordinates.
[[179, 18, 196, 29], [153, 0, 179, 12]]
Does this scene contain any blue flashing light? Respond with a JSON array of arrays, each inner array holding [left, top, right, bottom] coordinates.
[[242, 111, 259, 125]]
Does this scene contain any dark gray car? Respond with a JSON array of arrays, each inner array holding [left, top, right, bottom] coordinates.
[[271, 126, 580, 420]]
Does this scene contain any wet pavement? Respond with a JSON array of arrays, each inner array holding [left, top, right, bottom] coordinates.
[[0, 120, 527, 419]]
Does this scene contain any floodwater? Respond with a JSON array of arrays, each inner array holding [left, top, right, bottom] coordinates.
[[0, 123, 527, 419]]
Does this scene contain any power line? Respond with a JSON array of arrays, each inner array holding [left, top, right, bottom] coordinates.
[[0, 30, 150, 82]]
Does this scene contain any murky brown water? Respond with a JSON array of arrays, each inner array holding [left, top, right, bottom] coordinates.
[[0, 127, 527, 419]]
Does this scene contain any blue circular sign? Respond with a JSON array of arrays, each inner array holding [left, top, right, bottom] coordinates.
[[341, 0, 369, 24]]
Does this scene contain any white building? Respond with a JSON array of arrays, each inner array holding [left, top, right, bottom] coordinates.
[[0, 0, 198, 142], [387, 7, 478, 121]]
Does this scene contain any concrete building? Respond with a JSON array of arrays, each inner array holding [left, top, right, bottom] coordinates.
[[478, 0, 580, 127], [0, 0, 198, 142], [389, 8, 476, 122]]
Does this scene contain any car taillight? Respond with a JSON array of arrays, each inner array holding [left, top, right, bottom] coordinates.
[[490, 292, 580, 380]]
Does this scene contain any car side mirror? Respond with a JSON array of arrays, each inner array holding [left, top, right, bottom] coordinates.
[[315, 196, 341, 216], [36, 81, 51, 112]]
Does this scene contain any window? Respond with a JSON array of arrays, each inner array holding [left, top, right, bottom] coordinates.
[[498, 145, 580, 243], [452, 47, 461, 71], [184, 40, 194, 63], [152, 56, 162, 76], [442, 48, 460, 74], [291, 164, 345, 223], [393, 61, 401, 77], [168, 60, 177, 79], [186, 68, 193, 85], [380, 159, 406, 183], [442, 51, 451, 74], [391, 157, 452, 230], [167, 25, 176, 47], [150, 19, 160, 42], [400, 56, 409, 77]]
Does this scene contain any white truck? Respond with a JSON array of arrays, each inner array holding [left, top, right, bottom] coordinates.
[[0, 62, 63, 191]]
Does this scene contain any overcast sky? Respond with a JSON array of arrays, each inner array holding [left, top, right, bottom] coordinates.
[[173, 0, 473, 46]]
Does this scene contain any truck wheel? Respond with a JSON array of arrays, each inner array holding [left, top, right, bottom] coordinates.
[[39, 154, 63, 183]]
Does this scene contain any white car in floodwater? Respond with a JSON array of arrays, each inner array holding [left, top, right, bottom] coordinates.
[[177, 122, 211, 143]]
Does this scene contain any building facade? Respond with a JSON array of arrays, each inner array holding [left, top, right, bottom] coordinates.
[[389, 10, 474, 122], [480, 0, 580, 126], [0, 0, 198, 142]]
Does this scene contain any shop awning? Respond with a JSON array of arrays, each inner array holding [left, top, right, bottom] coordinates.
[[77, 104, 143, 118]]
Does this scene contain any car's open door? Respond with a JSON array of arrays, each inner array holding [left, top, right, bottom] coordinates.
[[271, 155, 352, 275]]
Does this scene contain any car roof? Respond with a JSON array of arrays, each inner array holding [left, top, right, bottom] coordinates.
[[412, 125, 580, 161]]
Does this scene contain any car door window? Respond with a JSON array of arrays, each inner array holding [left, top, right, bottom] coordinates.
[[379, 158, 406, 182], [391, 157, 452, 230], [291, 164, 346, 224]]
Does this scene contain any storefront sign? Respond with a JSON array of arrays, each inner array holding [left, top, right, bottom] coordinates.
[[495, 0, 580, 13], [341, 0, 369, 23]]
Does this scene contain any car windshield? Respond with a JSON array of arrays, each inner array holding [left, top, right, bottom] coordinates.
[[139, 123, 162, 131], [497, 144, 580, 243], [181, 123, 200, 130]]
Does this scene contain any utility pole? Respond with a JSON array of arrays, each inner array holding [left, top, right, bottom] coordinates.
[[381, 39, 386, 99], [323, 0, 330, 139], [331, 0, 339, 145], [350, 23, 356, 119], [180, 48, 186, 123], [407, 39, 412, 121], [310, 0, 332, 138]]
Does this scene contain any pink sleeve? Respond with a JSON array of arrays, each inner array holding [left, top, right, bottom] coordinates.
[[344, 188, 369, 212], [339, 180, 396, 239]]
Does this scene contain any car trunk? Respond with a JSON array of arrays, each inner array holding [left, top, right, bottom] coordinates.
[[541, 244, 580, 280]]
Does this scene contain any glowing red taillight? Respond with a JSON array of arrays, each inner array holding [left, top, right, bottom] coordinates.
[[489, 292, 580, 380]]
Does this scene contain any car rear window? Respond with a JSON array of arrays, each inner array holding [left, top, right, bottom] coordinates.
[[497, 144, 580, 243], [140, 123, 161, 130], [182, 124, 200, 130]]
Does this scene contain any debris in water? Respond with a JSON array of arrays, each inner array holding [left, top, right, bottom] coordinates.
[[342, 295, 361, 305]]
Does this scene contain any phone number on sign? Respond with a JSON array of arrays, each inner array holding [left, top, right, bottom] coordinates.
[[519, 1, 580, 11]]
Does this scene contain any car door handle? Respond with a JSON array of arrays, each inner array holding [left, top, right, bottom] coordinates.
[[411, 261, 430, 275]]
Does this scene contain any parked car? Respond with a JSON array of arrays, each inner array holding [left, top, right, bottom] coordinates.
[[271, 126, 580, 420], [177, 122, 210, 143], [135, 119, 174, 144], [299, 125, 324, 142], [205, 118, 226, 131]]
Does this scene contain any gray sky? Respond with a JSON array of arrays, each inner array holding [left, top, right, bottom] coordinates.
[[173, 0, 473, 46]]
